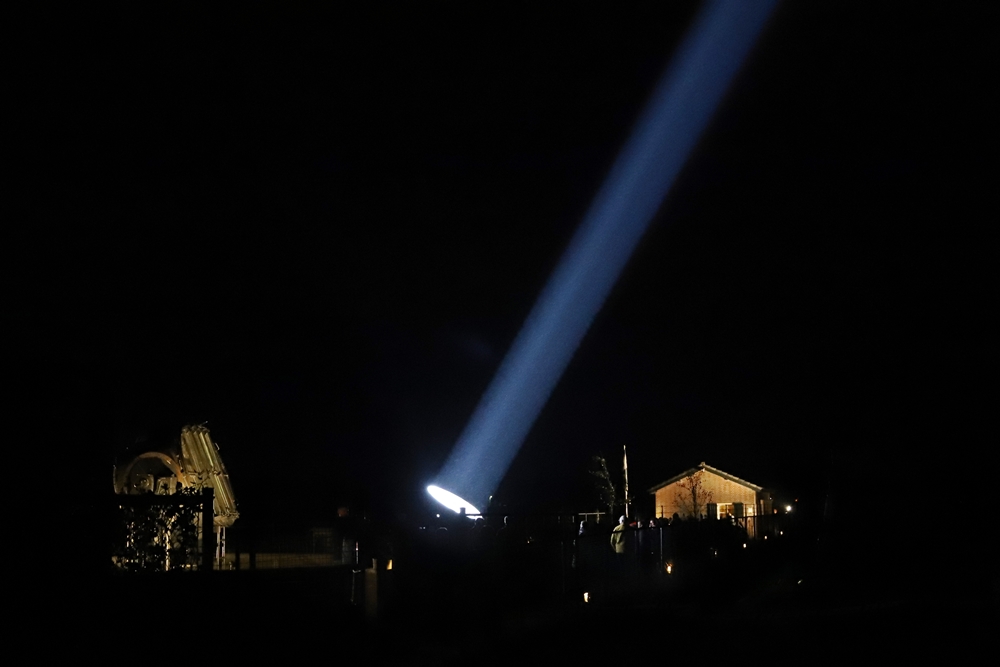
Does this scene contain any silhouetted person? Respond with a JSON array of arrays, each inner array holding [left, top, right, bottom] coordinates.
[[573, 520, 589, 569], [494, 515, 525, 609], [470, 517, 493, 552], [641, 518, 660, 573], [574, 520, 592, 587], [495, 515, 513, 547]]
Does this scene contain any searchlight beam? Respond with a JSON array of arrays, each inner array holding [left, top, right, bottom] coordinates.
[[429, 0, 779, 512]]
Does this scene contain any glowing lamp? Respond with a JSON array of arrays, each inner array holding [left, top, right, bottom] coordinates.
[[427, 485, 481, 519]]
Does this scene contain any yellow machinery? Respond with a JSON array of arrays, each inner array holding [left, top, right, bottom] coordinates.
[[114, 424, 239, 567]]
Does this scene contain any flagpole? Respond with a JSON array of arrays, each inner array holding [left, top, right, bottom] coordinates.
[[623, 444, 630, 519]]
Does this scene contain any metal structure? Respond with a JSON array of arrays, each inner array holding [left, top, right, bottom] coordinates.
[[114, 424, 239, 568]]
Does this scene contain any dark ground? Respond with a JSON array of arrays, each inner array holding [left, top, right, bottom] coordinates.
[[82, 512, 995, 663], [87, 559, 992, 664]]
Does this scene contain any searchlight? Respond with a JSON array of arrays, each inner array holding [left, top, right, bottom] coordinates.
[[427, 485, 481, 519]]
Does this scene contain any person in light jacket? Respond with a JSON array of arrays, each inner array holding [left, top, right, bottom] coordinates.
[[610, 515, 627, 554]]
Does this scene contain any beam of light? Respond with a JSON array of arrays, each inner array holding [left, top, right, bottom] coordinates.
[[426, 485, 481, 518], [429, 0, 779, 511]]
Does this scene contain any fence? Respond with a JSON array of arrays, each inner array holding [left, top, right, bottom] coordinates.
[[654, 506, 784, 540], [224, 527, 352, 570], [112, 487, 216, 572]]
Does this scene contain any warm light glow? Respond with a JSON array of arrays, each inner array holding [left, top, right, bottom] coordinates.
[[666, 563, 673, 574], [387, 559, 393, 570], [427, 485, 481, 518], [583, 592, 590, 603], [743, 543, 746, 548], [785, 505, 792, 512]]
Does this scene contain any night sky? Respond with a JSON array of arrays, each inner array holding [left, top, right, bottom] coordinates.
[[44, 3, 993, 530]]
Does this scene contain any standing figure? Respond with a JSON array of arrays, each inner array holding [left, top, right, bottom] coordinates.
[[610, 515, 627, 555]]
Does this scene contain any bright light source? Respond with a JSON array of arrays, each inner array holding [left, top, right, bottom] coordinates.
[[743, 543, 747, 548], [427, 485, 481, 519], [583, 592, 590, 603], [666, 563, 673, 574], [785, 505, 792, 512], [387, 559, 393, 570]]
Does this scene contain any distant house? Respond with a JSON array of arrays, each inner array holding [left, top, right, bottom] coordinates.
[[647, 462, 773, 537]]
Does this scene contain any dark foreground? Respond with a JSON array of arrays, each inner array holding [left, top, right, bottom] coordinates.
[[76, 537, 994, 664]]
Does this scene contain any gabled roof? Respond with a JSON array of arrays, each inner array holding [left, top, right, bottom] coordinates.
[[647, 462, 763, 494]]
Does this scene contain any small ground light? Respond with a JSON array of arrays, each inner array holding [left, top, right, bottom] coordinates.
[[780, 530, 783, 535], [387, 559, 393, 570], [583, 592, 590, 603], [666, 563, 673, 574], [743, 543, 746, 548], [785, 505, 792, 512]]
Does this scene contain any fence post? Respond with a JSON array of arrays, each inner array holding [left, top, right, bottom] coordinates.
[[560, 540, 566, 596], [201, 487, 215, 572]]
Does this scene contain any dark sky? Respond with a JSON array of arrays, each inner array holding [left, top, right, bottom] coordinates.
[[45, 3, 994, 524]]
